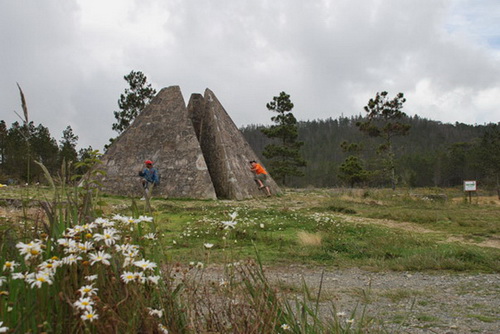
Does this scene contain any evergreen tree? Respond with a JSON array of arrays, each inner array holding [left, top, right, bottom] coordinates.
[[75, 146, 95, 177], [337, 141, 369, 187], [0, 121, 6, 166], [478, 124, 500, 198], [112, 70, 156, 134], [356, 91, 410, 189], [59, 125, 79, 164], [30, 124, 59, 178], [242, 115, 491, 188], [261, 91, 306, 185], [4, 122, 31, 181]]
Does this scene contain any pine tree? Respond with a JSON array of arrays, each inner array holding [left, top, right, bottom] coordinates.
[[261, 91, 306, 185], [0, 121, 7, 167], [356, 91, 410, 190], [112, 70, 156, 134], [31, 124, 59, 176], [338, 141, 369, 187], [59, 125, 79, 164], [478, 124, 500, 198]]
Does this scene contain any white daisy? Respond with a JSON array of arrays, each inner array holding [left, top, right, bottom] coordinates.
[[78, 284, 98, 297], [2, 261, 19, 272], [147, 275, 161, 285], [221, 221, 237, 229], [62, 254, 82, 265], [138, 215, 154, 222], [281, 323, 291, 330], [133, 259, 157, 271], [89, 251, 112, 266], [16, 240, 44, 261], [80, 310, 99, 322], [93, 228, 121, 246], [0, 321, 9, 333], [120, 271, 137, 283], [85, 274, 98, 282], [143, 233, 157, 240], [73, 297, 94, 311], [27, 271, 53, 289], [147, 307, 163, 318]]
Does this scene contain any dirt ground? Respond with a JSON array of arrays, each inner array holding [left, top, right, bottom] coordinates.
[[198, 264, 500, 334]]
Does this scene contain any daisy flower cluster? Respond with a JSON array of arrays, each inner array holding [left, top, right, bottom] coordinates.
[[1, 214, 168, 332], [177, 209, 291, 248]]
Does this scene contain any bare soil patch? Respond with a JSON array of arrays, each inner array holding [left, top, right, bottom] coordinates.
[[199, 264, 500, 334]]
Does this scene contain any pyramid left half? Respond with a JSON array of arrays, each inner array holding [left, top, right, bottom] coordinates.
[[99, 86, 217, 199]]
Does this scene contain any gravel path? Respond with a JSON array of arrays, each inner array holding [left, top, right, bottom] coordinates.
[[201, 264, 500, 334]]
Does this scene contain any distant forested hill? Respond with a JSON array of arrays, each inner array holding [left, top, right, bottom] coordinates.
[[241, 115, 497, 188]]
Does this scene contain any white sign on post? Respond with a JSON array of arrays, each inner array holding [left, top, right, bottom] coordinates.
[[464, 180, 477, 192]]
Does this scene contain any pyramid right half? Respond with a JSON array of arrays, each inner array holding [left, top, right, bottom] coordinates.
[[188, 89, 280, 200]]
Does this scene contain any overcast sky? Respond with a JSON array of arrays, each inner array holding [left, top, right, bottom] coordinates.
[[1, 0, 499, 151]]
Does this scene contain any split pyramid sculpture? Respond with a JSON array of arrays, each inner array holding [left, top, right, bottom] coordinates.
[[99, 86, 279, 200]]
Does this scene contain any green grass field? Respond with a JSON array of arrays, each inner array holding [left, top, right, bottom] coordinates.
[[2, 186, 499, 273], [1, 184, 499, 333]]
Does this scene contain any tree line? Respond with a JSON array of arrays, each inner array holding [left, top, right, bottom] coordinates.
[[241, 116, 500, 193], [0, 120, 94, 184]]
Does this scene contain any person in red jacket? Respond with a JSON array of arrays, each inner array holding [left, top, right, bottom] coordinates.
[[249, 160, 271, 196], [139, 160, 160, 199]]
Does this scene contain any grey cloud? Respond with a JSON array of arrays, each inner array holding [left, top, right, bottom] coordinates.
[[1, 0, 499, 151]]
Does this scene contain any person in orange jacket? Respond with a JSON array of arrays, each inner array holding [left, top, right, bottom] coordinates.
[[249, 160, 271, 196]]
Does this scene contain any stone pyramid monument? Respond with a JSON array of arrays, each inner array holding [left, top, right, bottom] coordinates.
[[100, 85, 279, 200], [188, 89, 280, 200], [100, 86, 217, 199]]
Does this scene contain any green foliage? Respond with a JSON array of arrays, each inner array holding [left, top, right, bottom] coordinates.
[[59, 125, 78, 164], [0, 122, 60, 183], [477, 124, 500, 195], [338, 156, 370, 188], [0, 86, 93, 185], [357, 92, 410, 190], [242, 114, 495, 189], [338, 141, 369, 187], [261, 92, 306, 185], [112, 70, 156, 135]]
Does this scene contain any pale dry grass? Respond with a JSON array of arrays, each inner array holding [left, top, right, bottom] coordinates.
[[297, 231, 323, 246], [450, 195, 500, 206]]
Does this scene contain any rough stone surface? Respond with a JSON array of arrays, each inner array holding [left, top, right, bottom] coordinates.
[[188, 88, 280, 200], [100, 86, 217, 199]]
